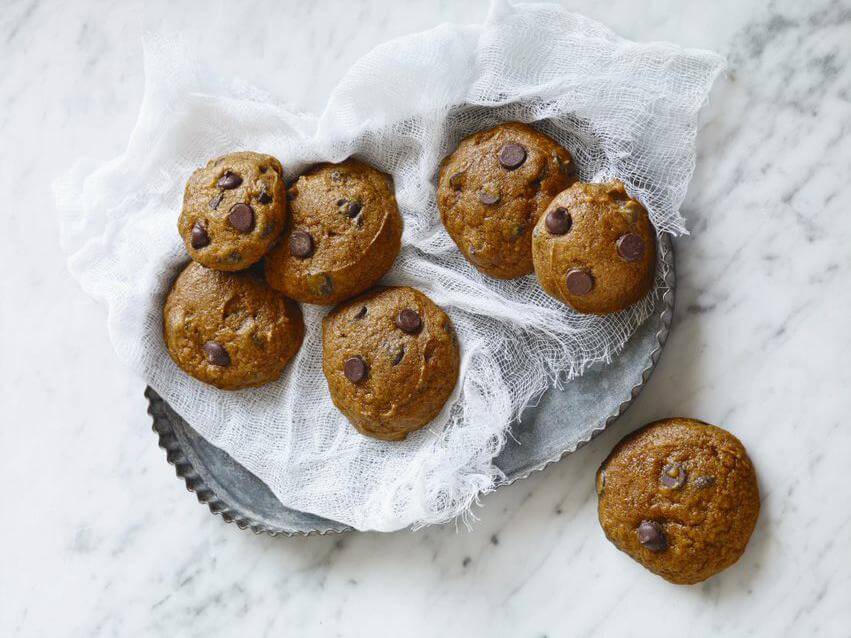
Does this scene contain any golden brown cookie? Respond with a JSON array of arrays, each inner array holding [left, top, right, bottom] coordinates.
[[322, 287, 460, 440], [597, 418, 760, 585], [264, 160, 402, 306], [163, 261, 304, 390], [437, 122, 576, 279], [179, 151, 287, 271], [532, 180, 656, 314]]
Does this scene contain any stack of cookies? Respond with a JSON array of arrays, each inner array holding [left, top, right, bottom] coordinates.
[[164, 152, 459, 441]]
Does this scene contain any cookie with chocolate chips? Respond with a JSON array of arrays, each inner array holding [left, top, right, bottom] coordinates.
[[264, 160, 403, 305], [163, 261, 304, 390], [322, 286, 460, 441], [437, 122, 576, 279], [179, 151, 287, 271], [532, 180, 656, 314], [597, 418, 760, 585]]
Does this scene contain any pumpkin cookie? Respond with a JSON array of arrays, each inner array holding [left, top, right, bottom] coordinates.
[[163, 261, 304, 390], [437, 122, 576, 279], [597, 418, 760, 585], [532, 180, 656, 314], [264, 160, 402, 305], [322, 287, 460, 440], [179, 151, 287, 271]]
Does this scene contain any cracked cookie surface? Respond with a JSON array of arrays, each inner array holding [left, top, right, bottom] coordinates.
[[322, 286, 460, 441], [597, 418, 760, 584], [437, 122, 575, 279], [179, 151, 287, 271], [163, 261, 304, 390]]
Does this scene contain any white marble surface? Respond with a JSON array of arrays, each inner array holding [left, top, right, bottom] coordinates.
[[2, 0, 850, 635]]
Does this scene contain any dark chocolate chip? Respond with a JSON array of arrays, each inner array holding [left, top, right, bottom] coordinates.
[[202, 341, 230, 367], [353, 306, 367, 320], [346, 201, 363, 218], [208, 192, 224, 210], [449, 171, 465, 191], [391, 346, 405, 366], [217, 171, 242, 190], [478, 189, 500, 206], [228, 203, 255, 233], [694, 475, 716, 489], [336, 198, 348, 207], [395, 309, 422, 334], [566, 269, 594, 296], [545, 207, 572, 235], [660, 462, 687, 489], [637, 521, 667, 552], [343, 356, 367, 383], [258, 189, 273, 205], [190, 221, 209, 249], [289, 230, 314, 258], [617, 233, 645, 262], [498, 143, 527, 170]]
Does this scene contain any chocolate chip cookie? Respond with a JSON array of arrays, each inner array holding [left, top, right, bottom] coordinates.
[[597, 418, 760, 585], [322, 286, 460, 440], [532, 180, 656, 314], [437, 122, 576, 279], [163, 261, 304, 390], [179, 151, 287, 271], [265, 160, 403, 305]]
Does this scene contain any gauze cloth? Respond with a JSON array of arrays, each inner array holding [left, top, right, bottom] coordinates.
[[55, 0, 724, 531]]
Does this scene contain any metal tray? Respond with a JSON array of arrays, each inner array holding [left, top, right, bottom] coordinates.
[[147, 235, 674, 536]]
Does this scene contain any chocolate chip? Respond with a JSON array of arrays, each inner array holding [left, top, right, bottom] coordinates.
[[566, 269, 594, 296], [336, 198, 348, 207], [289, 230, 314, 258], [208, 192, 224, 210], [390, 345, 405, 365], [498, 143, 527, 170], [353, 306, 367, 320], [637, 521, 667, 552], [617, 233, 645, 262], [396, 309, 422, 334], [660, 462, 687, 489], [202, 341, 230, 367], [478, 189, 500, 206], [258, 189, 273, 205], [344, 356, 367, 383], [694, 475, 716, 489], [545, 207, 572, 235], [346, 201, 363, 218], [217, 171, 242, 190], [228, 203, 254, 233], [190, 221, 209, 249], [449, 171, 465, 191]]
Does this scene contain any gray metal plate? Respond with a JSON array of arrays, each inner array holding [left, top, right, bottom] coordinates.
[[147, 235, 674, 536]]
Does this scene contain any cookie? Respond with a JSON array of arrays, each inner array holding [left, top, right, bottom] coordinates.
[[532, 180, 656, 314], [322, 286, 460, 440], [265, 160, 402, 306], [178, 151, 287, 271], [437, 122, 576, 279], [163, 261, 304, 390], [597, 418, 760, 585]]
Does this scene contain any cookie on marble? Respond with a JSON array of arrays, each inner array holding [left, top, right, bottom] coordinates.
[[322, 286, 460, 441], [437, 122, 576, 279], [179, 151, 287, 271], [531, 180, 656, 314], [264, 160, 403, 305], [597, 418, 760, 585], [163, 261, 304, 390]]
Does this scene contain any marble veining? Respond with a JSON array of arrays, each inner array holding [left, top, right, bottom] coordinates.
[[1, 0, 850, 636]]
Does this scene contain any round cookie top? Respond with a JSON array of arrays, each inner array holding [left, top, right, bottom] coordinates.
[[163, 261, 304, 390], [532, 180, 656, 314], [179, 151, 287, 271], [597, 418, 760, 585], [437, 122, 576, 279], [322, 286, 460, 441], [265, 160, 402, 306]]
